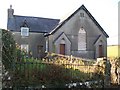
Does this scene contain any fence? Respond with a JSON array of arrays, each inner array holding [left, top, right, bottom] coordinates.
[[2, 56, 105, 89]]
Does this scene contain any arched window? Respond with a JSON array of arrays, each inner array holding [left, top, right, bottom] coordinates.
[[78, 27, 86, 50]]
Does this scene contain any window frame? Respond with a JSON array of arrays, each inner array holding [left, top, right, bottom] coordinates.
[[21, 44, 29, 53], [21, 27, 29, 37]]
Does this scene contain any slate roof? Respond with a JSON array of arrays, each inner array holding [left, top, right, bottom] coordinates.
[[7, 15, 60, 33], [48, 5, 109, 38]]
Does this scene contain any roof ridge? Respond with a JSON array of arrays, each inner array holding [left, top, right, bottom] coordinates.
[[8, 15, 60, 33], [14, 15, 60, 20]]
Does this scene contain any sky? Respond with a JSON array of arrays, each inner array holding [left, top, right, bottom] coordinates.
[[0, 0, 119, 45]]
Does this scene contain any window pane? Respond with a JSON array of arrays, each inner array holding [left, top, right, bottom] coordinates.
[[21, 44, 29, 53], [21, 27, 29, 36]]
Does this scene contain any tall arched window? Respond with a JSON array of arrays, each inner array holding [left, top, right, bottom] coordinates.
[[78, 27, 86, 50]]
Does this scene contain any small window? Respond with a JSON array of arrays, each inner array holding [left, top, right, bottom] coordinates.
[[21, 27, 29, 37], [21, 44, 29, 53], [80, 13, 84, 17]]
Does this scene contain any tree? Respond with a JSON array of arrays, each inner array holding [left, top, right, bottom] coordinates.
[[2, 29, 16, 70]]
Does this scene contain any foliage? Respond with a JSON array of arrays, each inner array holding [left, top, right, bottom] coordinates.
[[10, 57, 104, 88], [10, 58, 93, 87], [2, 29, 16, 70], [113, 57, 120, 68], [108, 57, 120, 84], [2, 45, 106, 88]]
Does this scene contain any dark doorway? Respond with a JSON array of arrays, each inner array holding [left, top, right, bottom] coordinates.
[[60, 44, 65, 55], [37, 45, 43, 58], [99, 45, 103, 57]]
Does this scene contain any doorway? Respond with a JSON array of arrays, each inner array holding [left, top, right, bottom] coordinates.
[[60, 44, 65, 55], [99, 45, 103, 57]]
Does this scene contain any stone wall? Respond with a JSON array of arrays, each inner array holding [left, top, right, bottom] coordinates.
[[44, 53, 109, 82]]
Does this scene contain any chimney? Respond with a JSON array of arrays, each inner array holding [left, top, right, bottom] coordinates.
[[8, 5, 14, 18]]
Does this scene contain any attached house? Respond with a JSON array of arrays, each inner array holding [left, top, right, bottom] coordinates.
[[7, 5, 60, 58], [7, 5, 109, 59]]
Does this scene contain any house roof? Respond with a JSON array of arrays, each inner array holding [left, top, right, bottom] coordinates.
[[48, 5, 109, 38], [7, 15, 60, 33]]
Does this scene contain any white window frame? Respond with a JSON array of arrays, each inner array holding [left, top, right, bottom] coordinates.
[[21, 27, 29, 37], [21, 44, 29, 53]]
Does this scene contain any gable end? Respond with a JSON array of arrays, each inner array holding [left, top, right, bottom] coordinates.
[[49, 5, 109, 38]]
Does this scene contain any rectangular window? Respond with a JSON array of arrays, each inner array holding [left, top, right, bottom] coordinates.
[[80, 13, 84, 17], [21, 27, 29, 37], [21, 44, 29, 53]]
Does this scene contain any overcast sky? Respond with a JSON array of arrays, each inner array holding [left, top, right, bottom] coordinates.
[[0, 0, 119, 45]]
